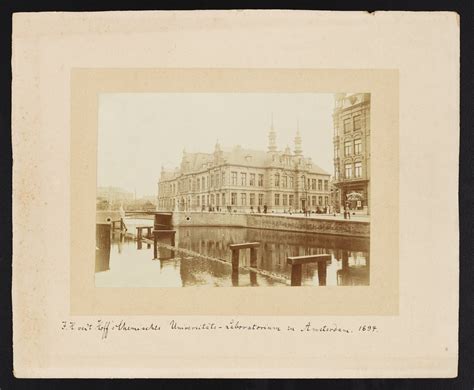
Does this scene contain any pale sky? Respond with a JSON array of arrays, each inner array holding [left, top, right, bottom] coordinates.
[[98, 93, 335, 197]]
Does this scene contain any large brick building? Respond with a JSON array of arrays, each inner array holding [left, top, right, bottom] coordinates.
[[157, 123, 331, 213], [332, 93, 371, 214]]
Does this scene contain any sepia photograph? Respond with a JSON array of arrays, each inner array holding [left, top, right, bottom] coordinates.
[[11, 9, 460, 379], [95, 92, 371, 288]]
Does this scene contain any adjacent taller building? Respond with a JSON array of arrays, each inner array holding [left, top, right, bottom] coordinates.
[[157, 123, 331, 213], [332, 93, 371, 213]]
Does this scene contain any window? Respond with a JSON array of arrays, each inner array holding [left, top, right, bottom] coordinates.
[[249, 173, 255, 186], [283, 194, 288, 206], [202, 177, 206, 190], [318, 196, 323, 205], [283, 176, 288, 188], [258, 193, 264, 206], [201, 195, 206, 205], [345, 163, 352, 179], [274, 194, 280, 206], [222, 193, 226, 205], [216, 173, 220, 187], [318, 179, 323, 191], [211, 194, 215, 205], [324, 180, 329, 191], [344, 118, 352, 133], [241, 173, 247, 186], [289, 177, 294, 188], [197, 178, 200, 191], [354, 138, 362, 155], [344, 141, 352, 156], [210, 175, 215, 188], [232, 172, 238, 185], [216, 194, 220, 206], [325, 196, 329, 205], [221, 172, 225, 185], [289, 195, 294, 206], [312, 196, 316, 206], [275, 173, 280, 187], [353, 114, 361, 130], [355, 162, 362, 178], [241, 193, 247, 206], [258, 174, 264, 186], [307, 179, 311, 189], [231, 193, 237, 205], [197, 196, 200, 206], [311, 179, 316, 190], [250, 193, 255, 205]]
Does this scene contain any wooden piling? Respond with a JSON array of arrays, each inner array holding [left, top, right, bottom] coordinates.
[[229, 242, 260, 285], [290, 264, 303, 286], [96, 223, 111, 272], [136, 227, 142, 241], [250, 247, 258, 268], [317, 261, 327, 286], [231, 249, 240, 273], [153, 229, 177, 260], [287, 254, 331, 287]]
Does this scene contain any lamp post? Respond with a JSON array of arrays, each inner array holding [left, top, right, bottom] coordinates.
[[301, 174, 308, 216]]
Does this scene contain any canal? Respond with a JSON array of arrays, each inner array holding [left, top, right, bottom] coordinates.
[[95, 219, 369, 287]]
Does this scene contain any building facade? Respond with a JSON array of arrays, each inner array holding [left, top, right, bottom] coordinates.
[[332, 93, 371, 213], [157, 124, 331, 213]]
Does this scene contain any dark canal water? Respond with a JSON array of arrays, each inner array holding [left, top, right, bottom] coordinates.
[[95, 220, 369, 287]]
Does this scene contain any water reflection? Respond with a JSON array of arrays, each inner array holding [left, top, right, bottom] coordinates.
[[175, 227, 370, 287], [95, 224, 369, 287]]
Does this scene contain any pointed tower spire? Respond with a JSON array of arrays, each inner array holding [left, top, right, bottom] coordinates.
[[268, 113, 277, 152], [294, 120, 302, 156], [214, 138, 223, 163]]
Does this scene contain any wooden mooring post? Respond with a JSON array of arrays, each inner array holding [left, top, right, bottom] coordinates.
[[136, 226, 153, 240], [136, 226, 153, 250], [112, 218, 127, 232], [287, 254, 331, 286], [153, 229, 177, 259], [228, 242, 260, 286]]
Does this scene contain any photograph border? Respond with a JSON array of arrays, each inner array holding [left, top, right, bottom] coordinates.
[[71, 68, 399, 316]]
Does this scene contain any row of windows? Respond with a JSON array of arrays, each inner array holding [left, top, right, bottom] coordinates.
[[160, 171, 228, 195], [344, 162, 363, 179], [229, 193, 265, 206], [273, 194, 329, 207], [344, 138, 362, 157], [161, 172, 330, 195], [343, 114, 362, 133], [231, 172, 264, 187], [159, 192, 330, 208], [334, 138, 362, 159]]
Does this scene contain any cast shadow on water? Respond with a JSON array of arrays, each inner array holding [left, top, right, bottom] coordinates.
[[95, 225, 369, 288]]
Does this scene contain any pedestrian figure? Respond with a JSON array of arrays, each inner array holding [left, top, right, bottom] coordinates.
[[263, 204, 267, 214]]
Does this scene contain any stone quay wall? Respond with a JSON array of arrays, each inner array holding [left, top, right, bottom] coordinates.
[[171, 211, 369, 238]]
